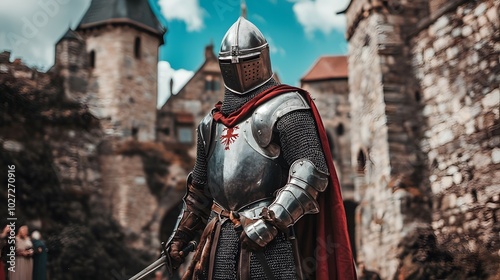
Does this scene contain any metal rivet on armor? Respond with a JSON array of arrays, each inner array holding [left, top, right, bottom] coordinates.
[[258, 130, 262, 135]]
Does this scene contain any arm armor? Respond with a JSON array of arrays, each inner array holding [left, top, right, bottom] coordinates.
[[267, 159, 328, 228], [168, 173, 212, 244], [243, 159, 328, 246]]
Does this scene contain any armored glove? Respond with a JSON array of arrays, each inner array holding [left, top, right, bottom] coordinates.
[[242, 159, 329, 248], [239, 215, 278, 251]]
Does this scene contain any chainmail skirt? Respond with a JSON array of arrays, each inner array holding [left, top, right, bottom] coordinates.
[[210, 220, 297, 280]]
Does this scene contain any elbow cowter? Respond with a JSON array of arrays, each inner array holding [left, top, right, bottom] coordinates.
[[265, 159, 329, 230]]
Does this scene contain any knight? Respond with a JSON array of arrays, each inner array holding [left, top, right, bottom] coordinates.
[[167, 16, 356, 280]]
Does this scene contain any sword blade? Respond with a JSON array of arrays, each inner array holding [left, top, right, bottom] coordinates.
[[128, 255, 166, 280]]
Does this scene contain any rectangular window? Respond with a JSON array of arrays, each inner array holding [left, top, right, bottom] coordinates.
[[178, 127, 193, 144]]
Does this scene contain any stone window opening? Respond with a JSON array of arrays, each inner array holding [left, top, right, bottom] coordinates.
[[357, 149, 367, 174], [415, 90, 421, 102], [336, 123, 345, 136], [134, 37, 141, 59], [89, 50, 95, 68], [132, 127, 139, 139], [471, 189, 478, 202], [363, 35, 370, 47], [178, 126, 193, 144], [327, 132, 337, 160], [205, 75, 220, 91]]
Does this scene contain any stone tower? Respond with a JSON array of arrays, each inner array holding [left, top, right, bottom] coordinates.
[[342, 0, 430, 277], [343, 0, 499, 278], [54, 29, 90, 103], [69, 0, 165, 253], [77, 0, 164, 141]]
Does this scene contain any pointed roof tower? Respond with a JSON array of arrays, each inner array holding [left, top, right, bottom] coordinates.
[[78, 0, 164, 35]]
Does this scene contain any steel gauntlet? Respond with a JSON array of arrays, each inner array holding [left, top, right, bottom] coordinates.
[[264, 159, 329, 231]]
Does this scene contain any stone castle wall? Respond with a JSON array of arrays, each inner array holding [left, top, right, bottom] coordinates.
[[82, 26, 159, 142], [347, 13, 401, 276], [346, 0, 499, 278], [411, 0, 499, 275], [55, 38, 90, 103]]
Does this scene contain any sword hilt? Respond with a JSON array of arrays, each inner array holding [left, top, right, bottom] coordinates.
[[129, 241, 197, 280]]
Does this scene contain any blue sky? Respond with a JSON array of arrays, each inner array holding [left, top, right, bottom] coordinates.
[[0, 0, 349, 107], [153, 0, 350, 106]]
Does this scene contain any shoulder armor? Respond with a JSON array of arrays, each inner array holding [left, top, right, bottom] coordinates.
[[198, 110, 215, 155], [252, 91, 310, 147]]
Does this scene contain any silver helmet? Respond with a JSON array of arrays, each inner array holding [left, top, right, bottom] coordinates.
[[219, 17, 273, 95]]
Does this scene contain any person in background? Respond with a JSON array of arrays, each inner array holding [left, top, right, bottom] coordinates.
[[9, 225, 33, 280], [0, 225, 10, 280], [31, 231, 47, 280]]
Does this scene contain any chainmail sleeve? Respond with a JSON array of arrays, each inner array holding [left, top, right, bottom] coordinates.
[[191, 129, 208, 189], [276, 110, 328, 173]]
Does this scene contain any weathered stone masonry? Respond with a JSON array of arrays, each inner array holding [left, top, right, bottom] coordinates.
[[345, 0, 499, 278], [411, 0, 499, 277]]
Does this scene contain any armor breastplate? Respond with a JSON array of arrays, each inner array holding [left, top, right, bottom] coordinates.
[[200, 91, 310, 211], [206, 115, 285, 211]]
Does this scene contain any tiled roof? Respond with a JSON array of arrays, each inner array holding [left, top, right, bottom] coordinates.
[[78, 0, 163, 34], [301, 56, 348, 82]]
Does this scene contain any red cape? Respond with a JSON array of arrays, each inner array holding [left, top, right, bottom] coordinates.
[[213, 85, 357, 279]]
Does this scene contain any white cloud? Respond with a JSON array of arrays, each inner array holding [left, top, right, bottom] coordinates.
[[291, 0, 349, 36], [251, 14, 267, 24], [157, 61, 194, 108], [0, 0, 91, 70], [265, 35, 286, 56], [158, 0, 205, 32]]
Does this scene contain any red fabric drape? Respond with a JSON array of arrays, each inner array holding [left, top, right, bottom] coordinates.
[[213, 85, 356, 279]]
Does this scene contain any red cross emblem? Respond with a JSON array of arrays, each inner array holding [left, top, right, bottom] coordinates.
[[220, 126, 239, 150]]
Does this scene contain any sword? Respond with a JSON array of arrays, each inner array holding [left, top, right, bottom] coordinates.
[[128, 241, 197, 280]]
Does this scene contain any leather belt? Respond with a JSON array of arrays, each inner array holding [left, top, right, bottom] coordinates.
[[211, 203, 231, 218]]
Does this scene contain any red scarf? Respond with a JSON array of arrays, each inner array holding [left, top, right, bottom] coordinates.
[[213, 85, 357, 279]]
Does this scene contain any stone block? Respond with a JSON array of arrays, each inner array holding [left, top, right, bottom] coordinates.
[[433, 16, 450, 32], [486, 6, 499, 26], [492, 148, 500, 164], [3, 140, 23, 152], [442, 176, 454, 190], [482, 89, 499, 109], [462, 25, 473, 37], [453, 172, 463, 184], [437, 129, 454, 145], [472, 152, 492, 168], [474, 3, 488, 17]]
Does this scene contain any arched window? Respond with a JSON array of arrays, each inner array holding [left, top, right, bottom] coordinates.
[[134, 37, 141, 59], [89, 50, 95, 68], [415, 90, 421, 102], [336, 123, 345, 136], [357, 149, 366, 174]]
